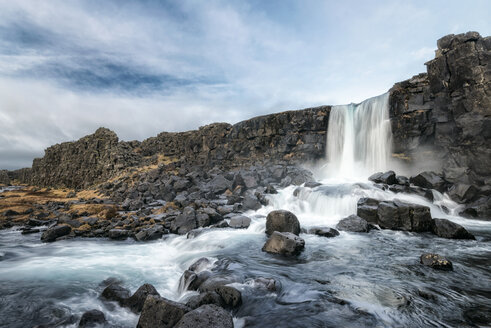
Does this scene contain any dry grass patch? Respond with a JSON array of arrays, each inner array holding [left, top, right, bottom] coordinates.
[[68, 204, 118, 219]]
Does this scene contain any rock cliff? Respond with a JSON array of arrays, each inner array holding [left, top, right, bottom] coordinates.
[[389, 31, 490, 187], [13, 107, 330, 189]]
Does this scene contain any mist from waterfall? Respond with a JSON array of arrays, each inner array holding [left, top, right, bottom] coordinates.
[[324, 93, 392, 179]]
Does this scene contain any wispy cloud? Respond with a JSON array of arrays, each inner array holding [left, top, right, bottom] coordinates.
[[0, 0, 490, 169]]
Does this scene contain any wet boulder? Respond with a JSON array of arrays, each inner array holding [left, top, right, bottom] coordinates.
[[171, 207, 197, 234], [304, 181, 322, 188], [265, 210, 300, 235], [101, 283, 131, 304], [137, 295, 190, 328], [356, 198, 380, 224], [78, 309, 106, 328], [307, 227, 339, 238], [377, 200, 433, 232], [410, 171, 450, 193], [41, 224, 71, 242], [369, 171, 397, 185], [242, 194, 262, 210], [229, 215, 251, 229], [336, 215, 371, 232], [185, 291, 224, 309], [214, 285, 242, 308], [432, 218, 475, 240], [174, 304, 234, 328], [420, 253, 453, 271], [135, 227, 164, 241], [123, 283, 160, 313], [447, 183, 479, 203], [249, 277, 278, 291], [108, 229, 129, 240], [189, 257, 213, 272], [262, 231, 305, 256]]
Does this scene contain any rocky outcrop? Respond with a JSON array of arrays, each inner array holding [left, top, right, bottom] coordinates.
[[20, 128, 142, 189], [0, 170, 10, 185], [12, 106, 329, 190], [140, 107, 330, 166], [389, 32, 490, 215]]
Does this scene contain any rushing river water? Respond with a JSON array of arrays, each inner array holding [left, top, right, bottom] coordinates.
[[1, 94, 490, 327]]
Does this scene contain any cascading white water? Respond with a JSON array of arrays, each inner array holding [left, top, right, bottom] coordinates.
[[325, 93, 392, 179]]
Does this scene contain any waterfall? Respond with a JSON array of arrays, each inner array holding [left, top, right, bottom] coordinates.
[[325, 93, 392, 179]]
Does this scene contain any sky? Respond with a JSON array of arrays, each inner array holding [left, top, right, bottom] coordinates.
[[0, 0, 490, 169]]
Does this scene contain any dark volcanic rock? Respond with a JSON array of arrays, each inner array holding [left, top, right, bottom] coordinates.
[[137, 295, 190, 328], [229, 215, 251, 229], [377, 200, 433, 232], [108, 229, 128, 240], [410, 172, 449, 193], [420, 253, 453, 271], [174, 304, 234, 328], [41, 225, 71, 242], [262, 231, 305, 256], [78, 309, 106, 328], [135, 227, 164, 241], [214, 285, 242, 308], [369, 171, 397, 185], [432, 218, 475, 239], [185, 291, 224, 309], [390, 32, 490, 215], [171, 207, 197, 234], [336, 215, 371, 232], [356, 198, 380, 224], [101, 283, 131, 304], [265, 210, 300, 235], [307, 227, 339, 238], [123, 283, 160, 313]]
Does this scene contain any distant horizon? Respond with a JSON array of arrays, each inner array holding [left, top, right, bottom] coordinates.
[[1, 0, 490, 169]]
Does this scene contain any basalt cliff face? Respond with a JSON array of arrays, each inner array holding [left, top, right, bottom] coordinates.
[[11, 107, 330, 189], [389, 31, 491, 187], [7, 32, 490, 214]]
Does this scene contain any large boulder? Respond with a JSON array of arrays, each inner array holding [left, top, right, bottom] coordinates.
[[171, 207, 197, 234], [432, 218, 475, 239], [213, 285, 242, 308], [229, 215, 251, 229], [369, 171, 397, 185], [78, 309, 106, 328], [123, 283, 160, 313], [410, 172, 449, 193], [108, 229, 128, 240], [377, 200, 433, 232], [100, 283, 131, 304], [185, 291, 224, 309], [41, 224, 71, 242], [420, 253, 453, 271], [137, 295, 190, 328], [135, 227, 164, 241], [174, 304, 234, 328], [307, 227, 339, 238], [336, 215, 370, 232], [356, 198, 380, 224], [207, 175, 232, 194], [262, 231, 305, 256], [265, 210, 300, 235]]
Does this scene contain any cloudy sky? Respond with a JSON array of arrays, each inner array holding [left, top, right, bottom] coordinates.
[[0, 0, 490, 169]]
